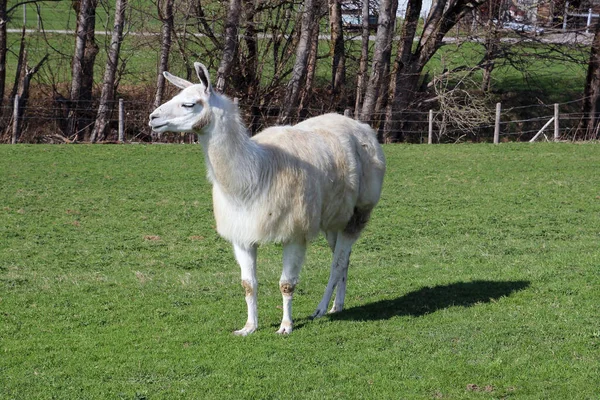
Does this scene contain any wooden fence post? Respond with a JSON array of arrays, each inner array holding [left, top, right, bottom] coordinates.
[[118, 98, 124, 143], [494, 102, 501, 144], [428, 109, 433, 144], [11, 95, 20, 144], [554, 103, 559, 141]]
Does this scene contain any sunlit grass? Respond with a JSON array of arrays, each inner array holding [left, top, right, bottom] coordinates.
[[1, 143, 599, 398]]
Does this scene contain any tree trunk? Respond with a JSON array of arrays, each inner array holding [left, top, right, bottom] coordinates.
[[68, 0, 93, 141], [90, 0, 127, 143], [9, 26, 26, 118], [354, 0, 371, 119], [0, 0, 7, 112], [580, 18, 600, 140], [359, 0, 398, 123], [383, 0, 422, 141], [153, 0, 174, 109], [216, 0, 242, 92], [81, 0, 99, 107], [241, 0, 260, 134], [299, 12, 321, 117], [278, 0, 319, 124], [10, 54, 48, 143], [329, 0, 345, 105]]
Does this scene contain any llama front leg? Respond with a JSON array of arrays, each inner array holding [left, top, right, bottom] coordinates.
[[311, 232, 355, 319], [277, 241, 306, 334], [233, 243, 258, 336]]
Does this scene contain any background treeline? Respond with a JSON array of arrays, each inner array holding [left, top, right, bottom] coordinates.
[[2, 0, 600, 143]]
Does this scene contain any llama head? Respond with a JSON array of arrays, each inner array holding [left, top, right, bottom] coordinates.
[[149, 62, 214, 134]]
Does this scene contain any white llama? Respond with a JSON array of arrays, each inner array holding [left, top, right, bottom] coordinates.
[[149, 62, 386, 335]]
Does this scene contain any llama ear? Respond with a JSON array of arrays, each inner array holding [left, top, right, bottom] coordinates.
[[194, 62, 212, 93], [163, 72, 193, 89]]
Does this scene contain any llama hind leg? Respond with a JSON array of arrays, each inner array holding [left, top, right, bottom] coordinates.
[[324, 230, 347, 313], [277, 241, 306, 334], [330, 208, 372, 313], [233, 243, 258, 336], [311, 231, 355, 319]]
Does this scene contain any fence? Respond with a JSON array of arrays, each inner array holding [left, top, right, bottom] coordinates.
[[2, 95, 596, 144], [563, 1, 600, 33]]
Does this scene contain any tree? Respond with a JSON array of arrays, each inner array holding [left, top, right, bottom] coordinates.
[[90, 0, 127, 142], [0, 0, 61, 113], [153, 0, 174, 109], [216, 0, 242, 92], [354, 0, 371, 119], [279, 0, 322, 124], [383, 0, 490, 141], [0, 0, 7, 112], [580, 17, 600, 140], [68, 0, 98, 141], [359, 0, 398, 123], [329, 0, 345, 103]]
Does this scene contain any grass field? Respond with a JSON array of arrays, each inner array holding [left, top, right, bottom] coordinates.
[[1, 143, 599, 399]]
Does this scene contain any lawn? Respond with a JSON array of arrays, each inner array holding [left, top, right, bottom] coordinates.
[[1, 143, 599, 399]]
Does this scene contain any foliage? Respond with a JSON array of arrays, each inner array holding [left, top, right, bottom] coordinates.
[[1, 143, 599, 398]]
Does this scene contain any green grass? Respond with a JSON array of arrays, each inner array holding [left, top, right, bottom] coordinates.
[[1, 144, 599, 399]]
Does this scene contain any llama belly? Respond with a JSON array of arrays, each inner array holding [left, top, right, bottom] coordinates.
[[212, 185, 319, 246]]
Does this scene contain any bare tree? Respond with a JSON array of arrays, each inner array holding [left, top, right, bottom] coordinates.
[[216, 0, 242, 92], [11, 54, 49, 144], [0, 0, 7, 112], [68, 0, 98, 141], [580, 18, 600, 140], [153, 0, 174, 109], [90, 0, 127, 142], [279, 0, 321, 124], [329, 0, 345, 103], [359, 0, 398, 123], [299, 5, 323, 115], [383, 0, 491, 141], [0, 0, 61, 113], [354, 0, 371, 119]]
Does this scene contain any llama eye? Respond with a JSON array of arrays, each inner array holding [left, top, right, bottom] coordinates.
[[182, 103, 195, 108]]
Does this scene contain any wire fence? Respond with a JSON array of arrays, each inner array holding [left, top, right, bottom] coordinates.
[[2, 95, 597, 144]]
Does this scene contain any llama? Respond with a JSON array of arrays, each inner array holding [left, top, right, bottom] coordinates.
[[149, 62, 386, 335]]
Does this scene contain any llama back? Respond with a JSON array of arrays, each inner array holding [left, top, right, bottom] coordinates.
[[295, 114, 386, 211]]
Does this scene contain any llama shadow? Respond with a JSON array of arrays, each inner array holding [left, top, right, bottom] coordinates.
[[328, 280, 530, 321]]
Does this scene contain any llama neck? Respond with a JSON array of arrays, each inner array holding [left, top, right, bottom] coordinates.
[[200, 98, 267, 200]]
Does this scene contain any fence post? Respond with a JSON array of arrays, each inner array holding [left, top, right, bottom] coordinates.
[[554, 103, 559, 141], [587, 8, 593, 33], [11, 95, 20, 144], [428, 109, 433, 144], [563, 1, 569, 31], [344, 109, 351, 117], [494, 102, 501, 144], [118, 98, 124, 143]]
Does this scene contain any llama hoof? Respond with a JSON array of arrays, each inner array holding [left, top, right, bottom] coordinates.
[[233, 326, 256, 336], [329, 305, 343, 314], [276, 325, 293, 335], [310, 308, 327, 319]]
